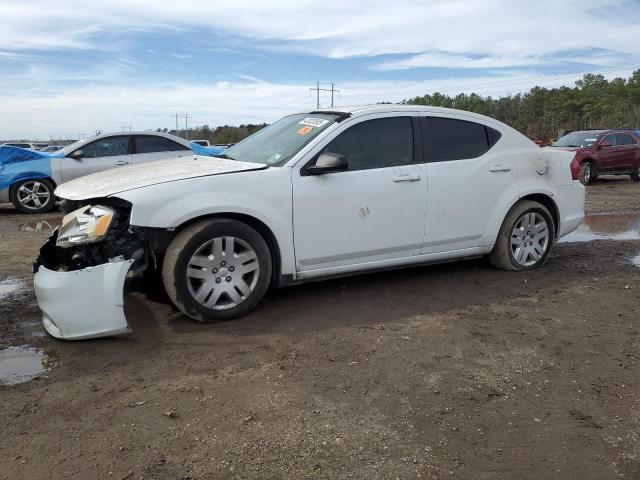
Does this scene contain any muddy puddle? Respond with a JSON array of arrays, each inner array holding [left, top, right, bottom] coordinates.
[[560, 213, 640, 243], [0, 346, 46, 386]]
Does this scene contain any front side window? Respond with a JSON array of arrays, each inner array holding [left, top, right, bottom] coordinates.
[[601, 134, 618, 146], [421, 117, 499, 162], [135, 135, 190, 154], [315, 117, 413, 171], [223, 113, 339, 166], [616, 133, 637, 145], [79, 136, 130, 158]]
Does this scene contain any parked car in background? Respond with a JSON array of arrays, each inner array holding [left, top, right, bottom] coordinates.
[[0, 131, 226, 213], [2, 142, 39, 150], [548, 130, 640, 184], [192, 139, 210, 147], [33, 105, 584, 339], [42, 145, 64, 153], [34, 143, 50, 150]]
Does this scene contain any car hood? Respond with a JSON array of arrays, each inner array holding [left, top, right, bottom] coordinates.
[[55, 155, 267, 201]]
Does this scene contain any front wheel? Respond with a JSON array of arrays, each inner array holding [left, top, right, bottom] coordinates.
[[488, 201, 555, 271], [9, 179, 56, 214], [162, 219, 272, 322], [631, 164, 640, 182], [578, 162, 594, 185]]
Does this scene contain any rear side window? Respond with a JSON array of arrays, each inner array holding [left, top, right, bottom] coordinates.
[[319, 117, 413, 171], [80, 136, 130, 158], [135, 135, 190, 154], [421, 117, 501, 162], [616, 133, 637, 145]]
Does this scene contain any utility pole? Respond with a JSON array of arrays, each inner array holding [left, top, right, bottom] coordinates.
[[185, 114, 192, 140], [310, 82, 339, 109], [174, 114, 192, 138]]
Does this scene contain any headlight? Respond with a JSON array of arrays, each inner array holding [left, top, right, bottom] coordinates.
[[56, 205, 115, 248]]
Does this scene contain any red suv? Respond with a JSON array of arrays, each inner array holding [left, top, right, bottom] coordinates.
[[549, 130, 640, 185]]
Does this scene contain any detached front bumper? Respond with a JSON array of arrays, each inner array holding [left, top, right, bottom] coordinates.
[[34, 259, 134, 340]]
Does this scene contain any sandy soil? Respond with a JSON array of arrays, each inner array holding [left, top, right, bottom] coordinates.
[[0, 176, 639, 480]]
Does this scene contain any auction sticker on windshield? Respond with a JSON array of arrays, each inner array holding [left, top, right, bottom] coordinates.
[[299, 117, 330, 128], [297, 125, 313, 135]]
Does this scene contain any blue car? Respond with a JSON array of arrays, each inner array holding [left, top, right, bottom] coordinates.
[[0, 132, 225, 213]]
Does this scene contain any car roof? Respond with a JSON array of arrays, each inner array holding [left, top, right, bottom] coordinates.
[[60, 131, 192, 155], [311, 104, 505, 125]]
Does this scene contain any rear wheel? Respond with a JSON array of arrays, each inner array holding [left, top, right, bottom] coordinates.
[[489, 200, 555, 271], [9, 179, 56, 214], [631, 164, 640, 182], [162, 219, 272, 322], [579, 161, 594, 185]]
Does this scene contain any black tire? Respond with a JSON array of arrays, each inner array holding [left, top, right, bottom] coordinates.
[[631, 164, 640, 182], [162, 219, 272, 322], [488, 200, 555, 271], [9, 178, 56, 214], [578, 161, 594, 185]]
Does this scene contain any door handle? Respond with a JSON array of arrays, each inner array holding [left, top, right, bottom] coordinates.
[[114, 160, 130, 166], [393, 174, 421, 182], [489, 165, 511, 173]]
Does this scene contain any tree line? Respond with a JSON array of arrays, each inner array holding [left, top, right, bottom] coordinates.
[[403, 70, 640, 142], [158, 123, 267, 145]]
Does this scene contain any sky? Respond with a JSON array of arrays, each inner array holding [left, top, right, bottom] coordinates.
[[1, 0, 639, 139]]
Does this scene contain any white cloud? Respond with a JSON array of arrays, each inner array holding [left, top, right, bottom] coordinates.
[[1, 0, 639, 61], [2, 66, 636, 140]]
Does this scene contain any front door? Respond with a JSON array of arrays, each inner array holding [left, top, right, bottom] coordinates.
[[597, 133, 621, 172], [292, 114, 427, 273], [60, 135, 132, 182]]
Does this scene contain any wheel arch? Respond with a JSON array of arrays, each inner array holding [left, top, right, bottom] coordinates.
[[168, 212, 284, 286], [519, 193, 560, 239]]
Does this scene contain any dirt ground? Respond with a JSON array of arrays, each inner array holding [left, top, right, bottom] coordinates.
[[1, 176, 639, 480]]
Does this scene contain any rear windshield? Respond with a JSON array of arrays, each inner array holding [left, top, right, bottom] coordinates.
[[222, 113, 339, 166], [552, 132, 599, 148]]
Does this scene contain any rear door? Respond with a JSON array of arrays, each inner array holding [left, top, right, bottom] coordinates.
[[131, 135, 192, 165], [60, 135, 132, 182], [419, 115, 514, 254]]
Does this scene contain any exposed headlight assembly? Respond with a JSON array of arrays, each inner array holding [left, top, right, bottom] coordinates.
[[56, 205, 115, 248]]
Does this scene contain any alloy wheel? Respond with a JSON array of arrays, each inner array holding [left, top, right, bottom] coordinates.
[[510, 212, 550, 267], [186, 236, 260, 310], [582, 163, 591, 183], [16, 181, 51, 210]]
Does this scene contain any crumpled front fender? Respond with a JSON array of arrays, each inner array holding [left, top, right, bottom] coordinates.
[[34, 259, 134, 340]]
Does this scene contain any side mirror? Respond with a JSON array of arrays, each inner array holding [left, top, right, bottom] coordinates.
[[598, 141, 613, 149], [305, 153, 348, 175], [68, 149, 84, 160]]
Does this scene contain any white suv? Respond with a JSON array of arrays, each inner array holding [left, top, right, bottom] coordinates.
[[34, 105, 585, 340]]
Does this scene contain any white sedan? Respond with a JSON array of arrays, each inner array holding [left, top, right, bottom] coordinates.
[[34, 105, 585, 339]]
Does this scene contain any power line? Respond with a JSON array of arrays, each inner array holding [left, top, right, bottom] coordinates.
[[310, 82, 340, 108]]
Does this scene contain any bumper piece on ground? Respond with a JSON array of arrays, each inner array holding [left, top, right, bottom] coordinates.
[[34, 259, 134, 340]]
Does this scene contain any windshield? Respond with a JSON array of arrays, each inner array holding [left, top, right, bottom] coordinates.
[[222, 113, 339, 166], [552, 132, 599, 148]]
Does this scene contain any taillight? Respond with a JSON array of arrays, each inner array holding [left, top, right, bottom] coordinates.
[[570, 156, 580, 181]]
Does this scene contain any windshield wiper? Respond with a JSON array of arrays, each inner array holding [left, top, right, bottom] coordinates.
[[214, 153, 236, 160]]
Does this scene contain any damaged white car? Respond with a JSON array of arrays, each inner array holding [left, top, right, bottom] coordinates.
[[34, 105, 585, 340]]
